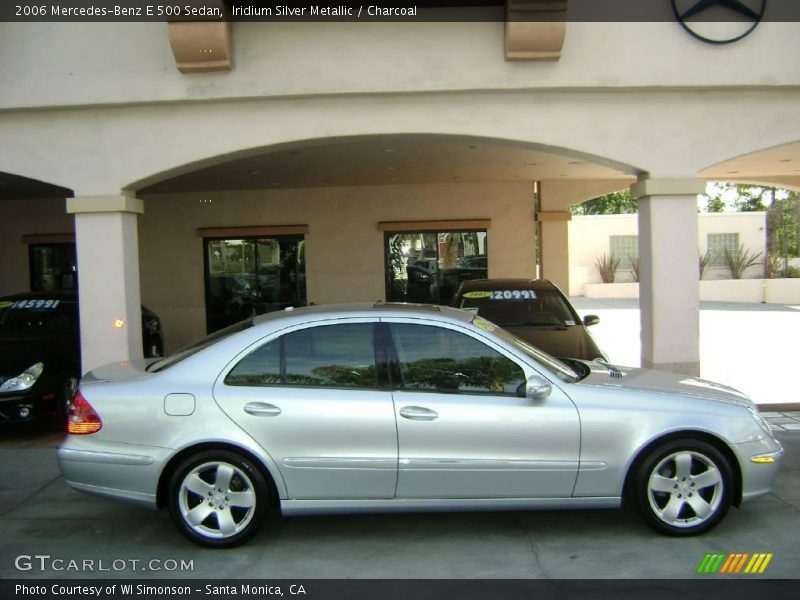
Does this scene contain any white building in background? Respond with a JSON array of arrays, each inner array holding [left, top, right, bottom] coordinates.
[[1, 2, 800, 377], [568, 212, 768, 296]]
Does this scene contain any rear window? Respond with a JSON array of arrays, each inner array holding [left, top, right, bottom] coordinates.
[[148, 319, 253, 372]]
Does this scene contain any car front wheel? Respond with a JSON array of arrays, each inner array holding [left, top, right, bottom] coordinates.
[[635, 439, 733, 536], [168, 450, 271, 547]]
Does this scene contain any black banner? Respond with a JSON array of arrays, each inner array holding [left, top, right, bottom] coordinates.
[[3, 579, 800, 600], [2, 0, 800, 23]]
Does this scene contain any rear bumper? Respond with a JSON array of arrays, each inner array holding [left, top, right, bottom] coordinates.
[[58, 437, 168, 510]]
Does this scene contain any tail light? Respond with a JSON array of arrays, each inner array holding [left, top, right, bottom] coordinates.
[[67, 390, 102, 434]]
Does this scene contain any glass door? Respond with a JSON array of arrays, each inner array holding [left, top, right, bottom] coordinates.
[[204, 235, 306, 333]]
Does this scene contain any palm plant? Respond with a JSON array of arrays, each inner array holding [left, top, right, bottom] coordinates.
[[723, 244, 763, 280], [628, 255, 640, 283], [699, 249, 712, 280], [595, 253, 620, 284]]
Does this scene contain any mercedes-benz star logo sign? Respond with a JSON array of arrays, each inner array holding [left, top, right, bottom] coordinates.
[[671, 0, 767, 44]]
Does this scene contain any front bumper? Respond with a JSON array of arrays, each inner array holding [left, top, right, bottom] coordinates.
[[0, 389, 59, 423], [733, 437, 785, 503]]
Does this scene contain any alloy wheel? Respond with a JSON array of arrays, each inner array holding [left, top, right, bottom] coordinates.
[[178, 461, 257, 539]]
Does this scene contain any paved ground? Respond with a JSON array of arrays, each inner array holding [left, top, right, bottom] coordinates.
[[0, 429, 797, 580], [570, 298, 800, 408]]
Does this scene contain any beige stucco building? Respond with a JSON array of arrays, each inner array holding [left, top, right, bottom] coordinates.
[[1, 4, 799, 376]]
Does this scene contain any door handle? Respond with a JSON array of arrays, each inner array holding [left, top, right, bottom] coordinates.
[[399, 406, 438, 421], [244, 402, 282, 417]]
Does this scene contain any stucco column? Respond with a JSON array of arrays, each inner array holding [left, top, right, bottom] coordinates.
[[632, 178, 705, 376], [66, 195, 144, 374], [537, 211, 571, 294]]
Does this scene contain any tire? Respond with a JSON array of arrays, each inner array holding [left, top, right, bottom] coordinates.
[[167, 450, 271, 548], [634, 439, 733, 536]]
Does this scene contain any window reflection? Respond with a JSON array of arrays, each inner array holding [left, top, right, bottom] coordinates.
[[205, 236, 306, 333], [389, 323, 525, 395], [385, 230, 487, 305]]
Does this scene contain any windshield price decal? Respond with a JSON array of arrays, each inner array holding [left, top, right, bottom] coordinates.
[[490, 290, 536, 300], [10, 299, 61, 310]]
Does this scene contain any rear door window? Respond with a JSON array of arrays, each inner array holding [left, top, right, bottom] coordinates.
[[226, 323, 378, 389]]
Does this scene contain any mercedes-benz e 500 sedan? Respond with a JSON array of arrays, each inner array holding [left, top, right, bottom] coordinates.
[[58, 303, 783, 547]]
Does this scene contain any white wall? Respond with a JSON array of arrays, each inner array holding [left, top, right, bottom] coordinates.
[[139, 182, 535, 351], [568, 212, 767, 296], [2, 21, 800, 111]]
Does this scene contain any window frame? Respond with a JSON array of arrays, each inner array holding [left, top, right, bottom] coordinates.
[[202, 233, 307, 334], [383, 228, 489, 305], [707, 232, 740, 268], [609, 235, 638, 271], [28, 242, 78, 292]]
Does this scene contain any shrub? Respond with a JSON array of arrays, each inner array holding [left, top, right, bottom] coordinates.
[[724, 244, 763, 280], [628, 255, 640, 283], [595, 253, 620, 284], [699, 249, 712, 280]]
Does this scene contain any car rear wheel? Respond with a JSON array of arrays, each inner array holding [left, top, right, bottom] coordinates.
[[168, 450, 270, 548], [635, 439, 733, 536]]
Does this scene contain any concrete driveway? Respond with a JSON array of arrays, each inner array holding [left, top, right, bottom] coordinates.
[[0, 429, 797, 580], [570, 299, 800, 408]]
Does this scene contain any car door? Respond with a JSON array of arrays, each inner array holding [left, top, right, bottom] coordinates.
[[384, 319, 580, 499], [213, 319, 398, 500]]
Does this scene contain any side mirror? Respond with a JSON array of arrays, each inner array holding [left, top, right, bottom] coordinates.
[[526, 373, 552, 401], [583, 315, 600, 327]]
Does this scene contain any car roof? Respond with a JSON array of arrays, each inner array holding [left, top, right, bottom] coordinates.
[[252, 302, 474, 327], [457, 279, 557, 291]]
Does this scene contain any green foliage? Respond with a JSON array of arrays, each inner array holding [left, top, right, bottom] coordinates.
[[767, 193, 800, 260], [571, 190, 637, 215], [704, 196, 726, 213], [595, 253, 620, 283], [723, 244, 763, 280], [702, 183, 772, 212]]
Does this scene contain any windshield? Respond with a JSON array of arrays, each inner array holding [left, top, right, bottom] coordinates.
[[148, 319, 253, 372], [0, 298, 76, 334], [459, 287, 578, 327], [474, 317, 578, 383]]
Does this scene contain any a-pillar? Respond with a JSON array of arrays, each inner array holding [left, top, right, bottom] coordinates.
[[537, 211, 572, 294], [631, 178, 705, 376], [66, 195, 144, 374]]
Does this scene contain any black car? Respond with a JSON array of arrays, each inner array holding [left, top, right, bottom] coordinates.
[[450, 279, 607, 362], [0, 291, 163, 426]]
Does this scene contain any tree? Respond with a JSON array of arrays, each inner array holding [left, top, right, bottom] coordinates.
[[571, 190, 637, 215], [701, 183, 774, 212], [704, 196, 726, 213]]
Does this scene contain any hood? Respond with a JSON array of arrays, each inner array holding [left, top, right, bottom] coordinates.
[[577, 361, 755, 409], [82, 359, 155, 384], [0, 335, 68, 379], [506, 325, 606, 362]]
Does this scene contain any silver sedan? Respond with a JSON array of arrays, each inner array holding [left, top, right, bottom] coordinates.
[[58, 303, 783, 547]]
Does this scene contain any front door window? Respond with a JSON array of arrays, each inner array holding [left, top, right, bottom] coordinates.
[[204, 236, 306, 333]]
